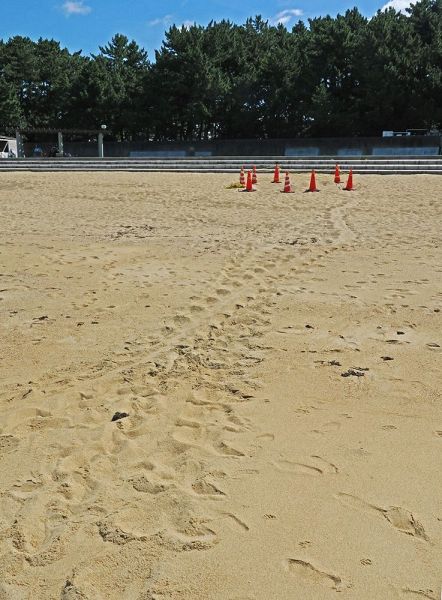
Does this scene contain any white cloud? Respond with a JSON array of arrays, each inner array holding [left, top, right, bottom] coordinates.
[[62, 0, 91, 16], [380, 0, 412, 12], [270, 8, 303, 26], [148, 15, 194, 29], [148, 14, 173, 27]]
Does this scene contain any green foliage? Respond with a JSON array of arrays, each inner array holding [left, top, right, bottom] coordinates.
[[0, 1, 441, 139], [0, 75, 23, 127]]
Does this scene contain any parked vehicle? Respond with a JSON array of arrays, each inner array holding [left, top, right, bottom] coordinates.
[[0, 137, 17, 158]]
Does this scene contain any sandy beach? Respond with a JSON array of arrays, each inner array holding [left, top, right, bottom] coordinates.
[[0, 172, 441, 600]]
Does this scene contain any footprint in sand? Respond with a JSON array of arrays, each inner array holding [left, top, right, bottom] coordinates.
[[173, 314, 191, 325], [192, 478, 226, 497], [190, 304, 205, 313], [310, 455, 339, 473], [0, 435, 19, 453], [25, 522, 70, 567], [216, 288, 231, 296], [312, 421, 341, 434], [129, 475, 169, 495], [285, 558, 344, 591], [161, 527, 218, 552], [97, 520, 146, 545], [61, 580, 88, 600], [217, 441, 245, 457], [12, 478, 43, 494], [335, 493, 429, 541]]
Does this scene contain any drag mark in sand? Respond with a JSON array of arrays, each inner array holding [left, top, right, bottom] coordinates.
[[402, 589, 439, 599], [222, 512, 250, 532], [274, 455, 339, 476], [274, 460, 323, 476]]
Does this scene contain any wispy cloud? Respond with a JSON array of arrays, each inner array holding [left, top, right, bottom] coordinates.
[[148, 14, 173, 27], [61, 0, 92, 16], [380, 0, 412, 12], [148, 15, 194, 29], [270, 8, 303, 26]]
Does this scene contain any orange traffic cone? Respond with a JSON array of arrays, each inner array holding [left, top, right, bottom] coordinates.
[[343, 169, 354, 191], [272, 164, 281, 184], [281, 172, 294, 193], [239, 166, 245, 187], [334, 164, 341, 184], [305, 170, 319, 192], [252, 165, 258, 184], [240, 170, 255, 192]]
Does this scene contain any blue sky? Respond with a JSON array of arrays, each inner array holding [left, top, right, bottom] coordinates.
[[1, 0, 410, 58]]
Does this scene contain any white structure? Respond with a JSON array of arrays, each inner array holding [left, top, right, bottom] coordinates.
[[0, 137, 18, 158]]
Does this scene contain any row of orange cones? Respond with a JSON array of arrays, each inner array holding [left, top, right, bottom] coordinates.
[[239, 164, 354, 192]]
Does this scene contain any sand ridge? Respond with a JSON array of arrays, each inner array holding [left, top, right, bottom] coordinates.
[[0, 172, 441, 599]]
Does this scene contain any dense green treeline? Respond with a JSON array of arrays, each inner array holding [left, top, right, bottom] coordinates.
[[1, 0, 441, 140]]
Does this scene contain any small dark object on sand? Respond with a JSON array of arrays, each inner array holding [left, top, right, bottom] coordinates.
[[381, 356, 394, 361], [314, 359, 341, 366], [111, 412, 129, 422], [341, 369, 365, 378], [397, 331, 405, 335], [305, 324, 314, 329]]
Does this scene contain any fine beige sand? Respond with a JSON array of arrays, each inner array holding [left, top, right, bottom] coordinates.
[[0, 172, 441, 600]]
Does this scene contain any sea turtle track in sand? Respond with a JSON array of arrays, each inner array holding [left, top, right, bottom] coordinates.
[[0, 185, 361, 597]]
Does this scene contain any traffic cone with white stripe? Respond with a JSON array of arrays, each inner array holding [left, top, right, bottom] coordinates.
[[239, 166, 245, 187], [281, 172, 294, 193], [252, 165, 258, 185]]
